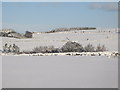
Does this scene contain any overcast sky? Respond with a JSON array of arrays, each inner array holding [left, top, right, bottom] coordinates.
[[2, 2, 118, 33]]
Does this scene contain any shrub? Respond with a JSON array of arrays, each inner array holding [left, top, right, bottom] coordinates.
[[3, 43, 9, 53], [24, 31, 32, 38], [96, 44, 107, 52], [12, 44, 20, 53], [84, 44, 95, 52], [61, 41, 84, 52], [32, 46, 61, 53], [3, 43, 20, 53]]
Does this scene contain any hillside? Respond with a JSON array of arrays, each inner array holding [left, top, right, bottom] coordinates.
[[0, 28, 118, 53], [46, 27, 96, 33]]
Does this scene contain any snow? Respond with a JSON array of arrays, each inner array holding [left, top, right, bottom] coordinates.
[[1, 29, 118, 88], [2, 56, 118, 88], [0, 29, 118, 52]]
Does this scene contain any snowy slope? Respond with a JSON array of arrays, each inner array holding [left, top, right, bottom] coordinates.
[[1, 29, 118, 52]]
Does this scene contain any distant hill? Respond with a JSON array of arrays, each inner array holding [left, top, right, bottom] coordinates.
[[0, 29, 25, 38], [46, 27, 96, 33], [0, 27, 96, 38]]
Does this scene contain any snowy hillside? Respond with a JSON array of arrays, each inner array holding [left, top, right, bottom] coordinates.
[[0, 29, 118, 52]]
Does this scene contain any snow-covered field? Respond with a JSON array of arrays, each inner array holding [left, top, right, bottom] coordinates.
[[0, 29, 118, 52], [2, 56, 118, 88]]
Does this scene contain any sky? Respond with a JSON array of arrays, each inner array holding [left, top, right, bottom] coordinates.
[[2, 2, 118, 33]]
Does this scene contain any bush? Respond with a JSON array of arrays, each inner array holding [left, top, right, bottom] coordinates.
[[84, 44, 95, 52], [12, 44, 20, 53], [61, 41, 84, 52], [3, 43, 9, 53], [96, 44, 107, 52], [32, 46, 61, 53], [3, 43, 20, 53], [24, 31, 32, 38]]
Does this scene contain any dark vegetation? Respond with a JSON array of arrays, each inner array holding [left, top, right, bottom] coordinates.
[[0, 29, 33, 38], [24, 31, 33, 38], [45, 27, 96, 33]]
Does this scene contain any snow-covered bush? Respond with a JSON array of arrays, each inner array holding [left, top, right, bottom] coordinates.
[[12, 44, 20, 53], [84, 44, 95, 52], [33, 46, 61, 53], [96, 44, 107, 52], [61, 41, 84, 52], [3, 43, 20, 53], [3, 43, 9, 53]]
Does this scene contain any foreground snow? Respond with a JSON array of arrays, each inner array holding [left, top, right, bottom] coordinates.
[[3, 56, 118, 88]]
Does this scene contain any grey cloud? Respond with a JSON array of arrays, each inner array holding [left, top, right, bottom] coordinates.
[[90, 3, 118, 11]]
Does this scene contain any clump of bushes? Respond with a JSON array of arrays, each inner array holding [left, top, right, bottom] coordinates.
[[61, 41, 107, 52], [61, 42, 107, 52], [31, 41, 107, 53], [2, 41, 107, 54], [33, 46, 61, 53], [3, 43, 20, 53]]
